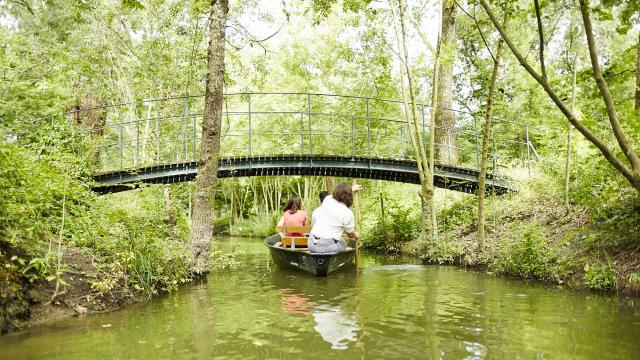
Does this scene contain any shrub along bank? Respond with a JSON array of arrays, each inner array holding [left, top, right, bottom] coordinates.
[[0, 129, 197, 332], [361, 156, 640, 294]]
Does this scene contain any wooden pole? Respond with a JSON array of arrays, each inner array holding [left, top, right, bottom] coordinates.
[[353, 180, 360, 267]]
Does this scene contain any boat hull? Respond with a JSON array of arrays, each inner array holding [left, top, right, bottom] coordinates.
[[265, 234, 355, 277]]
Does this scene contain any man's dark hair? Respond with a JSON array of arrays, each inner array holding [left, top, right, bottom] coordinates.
[[332, 182, 353, 208], [319, 191, 330, 203]]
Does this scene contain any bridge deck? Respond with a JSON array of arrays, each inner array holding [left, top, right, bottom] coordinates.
[[93, 155, 512, 195]]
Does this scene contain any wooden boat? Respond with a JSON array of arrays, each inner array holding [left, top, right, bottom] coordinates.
[[265, 226, 355, 277]]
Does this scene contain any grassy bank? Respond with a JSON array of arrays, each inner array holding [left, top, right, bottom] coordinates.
[[362, 158, 640, 293]]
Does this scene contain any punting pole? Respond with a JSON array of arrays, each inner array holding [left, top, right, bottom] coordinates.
[[353, 180, 360, 267]]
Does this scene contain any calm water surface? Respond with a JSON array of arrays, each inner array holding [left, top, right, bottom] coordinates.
[[2, 237, 640, 359]]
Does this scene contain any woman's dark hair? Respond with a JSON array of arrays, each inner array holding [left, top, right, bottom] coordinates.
[[332, 182, 353, 208], [319, 191, 330, 203], [283, 195, 303, 214]]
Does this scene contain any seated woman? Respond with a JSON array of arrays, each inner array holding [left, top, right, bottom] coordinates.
[[308, 182, 360, 254], [277, 195, 308, 237]]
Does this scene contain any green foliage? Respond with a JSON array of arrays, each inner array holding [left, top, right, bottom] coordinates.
[[421, 239, 465, 265], [0, 254, 29, 332], [362, 195, 420, 252], [495, 223, 555, 279], [209, 243, 242, 272], [568, 153, 640, 248], [437, 195, 477, 233], [83, 188, 193, 297], [121, 0, 145, 11], [229, 212, 281, 238], [584, 262, 617, 291], [22, 254, 68, 285], [0, 119, 95, 258]]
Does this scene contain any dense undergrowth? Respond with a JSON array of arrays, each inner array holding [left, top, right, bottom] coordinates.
[[361, 152, 640, 293], [0, 121, 204, 331]]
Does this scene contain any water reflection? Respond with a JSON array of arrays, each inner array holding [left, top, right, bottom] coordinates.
[[281, 290, 310, 316], [311, 304, 359, 350], [277, 277, 361, 350]]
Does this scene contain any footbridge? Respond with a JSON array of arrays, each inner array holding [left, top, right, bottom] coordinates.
[[77, 92, 540, 194]]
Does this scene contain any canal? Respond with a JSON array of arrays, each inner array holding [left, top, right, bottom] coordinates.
[[1, 237, 639, 359]]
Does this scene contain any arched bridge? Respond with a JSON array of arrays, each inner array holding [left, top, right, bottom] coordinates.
[[78, 92, 540, 194]]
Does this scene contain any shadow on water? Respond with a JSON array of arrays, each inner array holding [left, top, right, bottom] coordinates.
[[1, 236, 639, 359]]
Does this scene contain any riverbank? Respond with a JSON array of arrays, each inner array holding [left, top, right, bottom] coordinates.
[[1, 238, 242, 333], [0, 143, 196, 333], [401, 173, 640, 294], [1, 245, 146, 333]]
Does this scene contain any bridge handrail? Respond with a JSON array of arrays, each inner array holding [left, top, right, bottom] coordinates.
[[60, 91, 542, 130]]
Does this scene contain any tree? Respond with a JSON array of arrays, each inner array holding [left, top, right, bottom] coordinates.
[[187, 0, 229, 275], [395, 0, 437, 240], [434, 0, 459, 164], [479, 0, 640, 194], [636, 31, 640, 111], [564, 23, 581, 208], [477, 9, 507, 250]]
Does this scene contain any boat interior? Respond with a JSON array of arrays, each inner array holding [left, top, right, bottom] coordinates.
[[273, 225, 313, 251], [271, 226, 355, 252]]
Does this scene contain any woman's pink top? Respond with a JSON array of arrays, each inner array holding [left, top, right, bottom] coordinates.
[[283, 210, 308, 236]]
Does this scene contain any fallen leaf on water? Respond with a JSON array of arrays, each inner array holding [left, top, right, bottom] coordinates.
[[101, 324, 112, 328]]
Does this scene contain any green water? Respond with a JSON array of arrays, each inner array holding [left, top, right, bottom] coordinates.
[[2, 237, 640, 359]]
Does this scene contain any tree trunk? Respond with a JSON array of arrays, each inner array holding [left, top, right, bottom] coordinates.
[[74, 96, 107, 165], [324, 177, 336, 193], [187, 0, 228, 275], [164, 185, 177, 226], [477, 13, 507, 251], [141, 102, 152, 163], [565, 53, 578, 208], [395, 0, 436, 240], [636, 31, 640, 111], [434, 0, 458, 164], [379, 181, 387, 242]]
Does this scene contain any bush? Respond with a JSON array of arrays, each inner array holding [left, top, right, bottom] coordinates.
[[496, 223, 555, 279], [421, 239, 465, 264], [437, 195, 477, 233], [583, 262, 616, 290], [362, 199, 420, 252], [0, 143, 93, 255], [229, 212, 280, 238], [82, 187, 193, 297]]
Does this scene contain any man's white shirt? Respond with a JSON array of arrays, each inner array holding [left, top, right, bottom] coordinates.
[[310, 195, 355, 239]]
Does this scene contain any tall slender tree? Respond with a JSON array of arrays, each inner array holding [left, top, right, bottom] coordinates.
[[636, 31, 640, 111], [477, 10, 507, 251], [395, 0, 437, 240], [187, 0, 229, 275], [565, 24, 580, 209]]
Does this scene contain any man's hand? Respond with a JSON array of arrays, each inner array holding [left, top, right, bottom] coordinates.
[[347, 230, 360, 239], [352, 184, 363, 192]]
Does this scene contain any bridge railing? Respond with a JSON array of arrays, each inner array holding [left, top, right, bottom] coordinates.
[[69, 92, 541, 177]]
